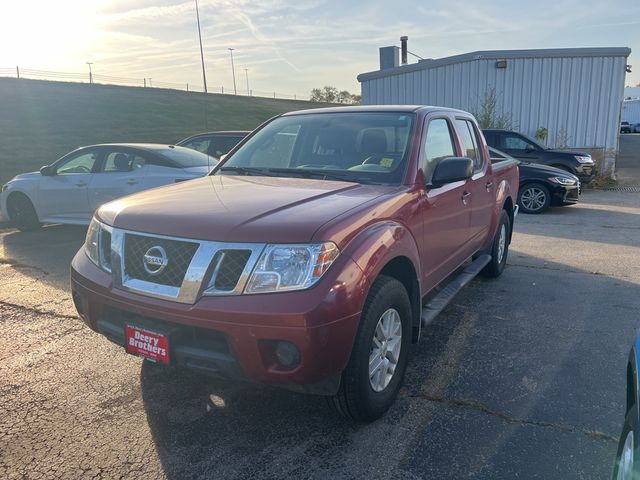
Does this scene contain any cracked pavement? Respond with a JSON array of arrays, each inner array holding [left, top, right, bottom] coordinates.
[[1, 190, 639, 479]]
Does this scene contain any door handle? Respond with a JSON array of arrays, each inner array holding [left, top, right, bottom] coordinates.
[[461, 191, 471, 205], [485, 181, 494, 191], [126, 179, 139, 185], [75, 182, 87, 187]]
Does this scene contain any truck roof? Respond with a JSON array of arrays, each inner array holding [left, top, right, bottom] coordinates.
[[282, 105, 471, 116]]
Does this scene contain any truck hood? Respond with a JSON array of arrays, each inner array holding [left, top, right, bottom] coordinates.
[[97, 175, 393, 243]]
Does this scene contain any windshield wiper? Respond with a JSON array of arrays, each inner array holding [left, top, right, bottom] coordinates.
[[218, 166, 275, 176], [266, 168, 357, 183]]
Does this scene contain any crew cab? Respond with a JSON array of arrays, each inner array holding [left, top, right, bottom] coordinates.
[[71, 106, 519, 421], [482, 129, 595, 183]]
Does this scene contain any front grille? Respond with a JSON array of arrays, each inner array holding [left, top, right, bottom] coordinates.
[[124, 234, 198, 287], [211, 250, 252, 291]]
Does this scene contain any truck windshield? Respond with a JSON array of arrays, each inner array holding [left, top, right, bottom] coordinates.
[[214, 112, 414, 185]]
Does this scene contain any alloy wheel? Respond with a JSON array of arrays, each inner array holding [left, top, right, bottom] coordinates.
[[520, 186, 547, 212], [369, 308, 402, 392]]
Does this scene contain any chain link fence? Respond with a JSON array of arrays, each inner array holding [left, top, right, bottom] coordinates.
[[0, 66, 308, 101]]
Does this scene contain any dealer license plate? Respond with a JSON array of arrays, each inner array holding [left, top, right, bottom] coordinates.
[[125, 325, 170, 364]]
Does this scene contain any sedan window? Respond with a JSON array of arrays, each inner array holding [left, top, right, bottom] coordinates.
[[102, 151, 147, 172], [55, 151, 98, 175]]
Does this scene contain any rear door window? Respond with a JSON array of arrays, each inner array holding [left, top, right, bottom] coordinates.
[[455, 119, 484, 172]]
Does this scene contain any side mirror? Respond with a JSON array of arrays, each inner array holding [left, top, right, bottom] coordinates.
[[40, 165, 54, 176], [430, 157, 473, 188]]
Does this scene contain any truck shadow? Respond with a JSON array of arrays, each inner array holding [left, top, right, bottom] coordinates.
[[139, 252, 637, 479]]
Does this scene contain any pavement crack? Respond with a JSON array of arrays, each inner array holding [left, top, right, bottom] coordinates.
[[0, 300, 78, 320], [409, 393, 618, 444]]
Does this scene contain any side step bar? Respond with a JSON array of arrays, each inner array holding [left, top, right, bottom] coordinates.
[[421, 254, 492, 327]]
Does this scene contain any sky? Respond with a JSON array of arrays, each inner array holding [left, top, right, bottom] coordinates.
[[1, 0, 639, 98]]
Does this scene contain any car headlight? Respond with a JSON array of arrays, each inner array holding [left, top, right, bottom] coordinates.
[[1, 183, 9, 192], [548, 176, 577, 186], [84, 218, 102, 266], [574, 155, 593, 164], [244, 242, 339, 294]]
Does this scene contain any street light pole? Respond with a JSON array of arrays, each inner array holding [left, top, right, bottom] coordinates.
[[244, 68, 249, 96], [228, 48, 237, 95], [86, 62, 93, 84], [195, 0, 208, 93]]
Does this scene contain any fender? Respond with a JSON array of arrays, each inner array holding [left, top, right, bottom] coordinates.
[[482, 176, 516, 251], [341, 220, 421, 316]]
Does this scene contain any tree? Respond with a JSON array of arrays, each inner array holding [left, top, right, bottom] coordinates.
[[472, 87, 512, 129], [310, 85, 360, 104]]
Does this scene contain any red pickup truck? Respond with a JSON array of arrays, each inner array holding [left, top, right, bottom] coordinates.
[[71, 106, 519, 421]]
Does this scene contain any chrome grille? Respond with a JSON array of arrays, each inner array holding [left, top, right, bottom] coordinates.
[[124, 234, 198, 287], [210, 250, 252, 291]]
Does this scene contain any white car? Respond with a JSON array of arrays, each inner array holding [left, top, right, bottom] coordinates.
[[1, 144, 216, 231]]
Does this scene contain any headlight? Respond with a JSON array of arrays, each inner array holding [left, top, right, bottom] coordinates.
[[244, 242, 339, 294], [548, 176, 576, 186], [1, 183, 9, 192], [574, 155, 593, 164], [84, 217, 112, 271], [84, 218, 102, 266]]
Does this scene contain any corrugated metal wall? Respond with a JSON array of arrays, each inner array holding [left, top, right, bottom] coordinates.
[[361, 55, 628, 170], [623, 99, 640, 124]]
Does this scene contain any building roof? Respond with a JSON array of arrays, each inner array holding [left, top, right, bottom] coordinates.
[[357, 47, 632, 82]]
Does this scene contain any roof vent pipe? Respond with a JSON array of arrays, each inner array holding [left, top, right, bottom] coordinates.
[[400, 36, 408, 65]]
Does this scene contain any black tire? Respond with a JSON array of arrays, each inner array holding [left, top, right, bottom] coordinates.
[[480, 209, 511, 278], [518, 183, 551, 214], [7, 193, 41, 231], [330, 275, 412, 422], [612, 408, 640, 480]]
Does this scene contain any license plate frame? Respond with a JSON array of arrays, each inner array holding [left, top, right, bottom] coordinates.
[[125, 325, 170, 364]]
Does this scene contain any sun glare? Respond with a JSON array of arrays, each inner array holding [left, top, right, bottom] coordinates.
[[0, 0, 109, 69]]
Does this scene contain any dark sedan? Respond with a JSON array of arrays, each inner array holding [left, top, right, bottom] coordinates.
[[483, 128, 595, 183], [490, 147, 580, 214], [177, 131, 250, 159]]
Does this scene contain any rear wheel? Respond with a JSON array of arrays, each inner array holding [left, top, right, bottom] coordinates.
[[330, 275, 411, 422], [7, 193, 41, 231], [518, 183, 550, 214], [480, 209, 511, 278]]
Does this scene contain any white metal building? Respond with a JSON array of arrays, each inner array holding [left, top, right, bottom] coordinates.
[[623, 99, 640, 124], [358, 46, 631, 173]]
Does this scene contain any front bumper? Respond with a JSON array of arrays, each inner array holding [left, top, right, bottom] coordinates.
[[550, 184, 580, 206], [575, 163, 595, 182], [71, 249, 369, 394]]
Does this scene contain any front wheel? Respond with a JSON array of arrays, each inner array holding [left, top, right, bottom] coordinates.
[[6, 193, 41, 231], [518, 183, 551, 214], [330, 275, 411, 422], [613, 409, 640, 480]]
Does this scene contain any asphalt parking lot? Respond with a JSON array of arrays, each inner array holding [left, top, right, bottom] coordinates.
[[1, 189, 640, 479]]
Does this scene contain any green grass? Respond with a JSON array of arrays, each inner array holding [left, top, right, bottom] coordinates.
[[0, 78, 329, 186]]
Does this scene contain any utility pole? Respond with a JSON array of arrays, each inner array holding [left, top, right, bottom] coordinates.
[[195, 0, 208, 93], [148, 78, 152, 87], [244, 68, 249, 95], [228, 48, 237, 95], [86, 62, 93, 84]]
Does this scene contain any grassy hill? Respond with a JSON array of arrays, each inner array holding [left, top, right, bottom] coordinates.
[[0, 78, 328, 186]]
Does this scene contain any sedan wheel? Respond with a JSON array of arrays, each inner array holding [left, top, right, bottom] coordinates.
[[518, 184, 550, 214]]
